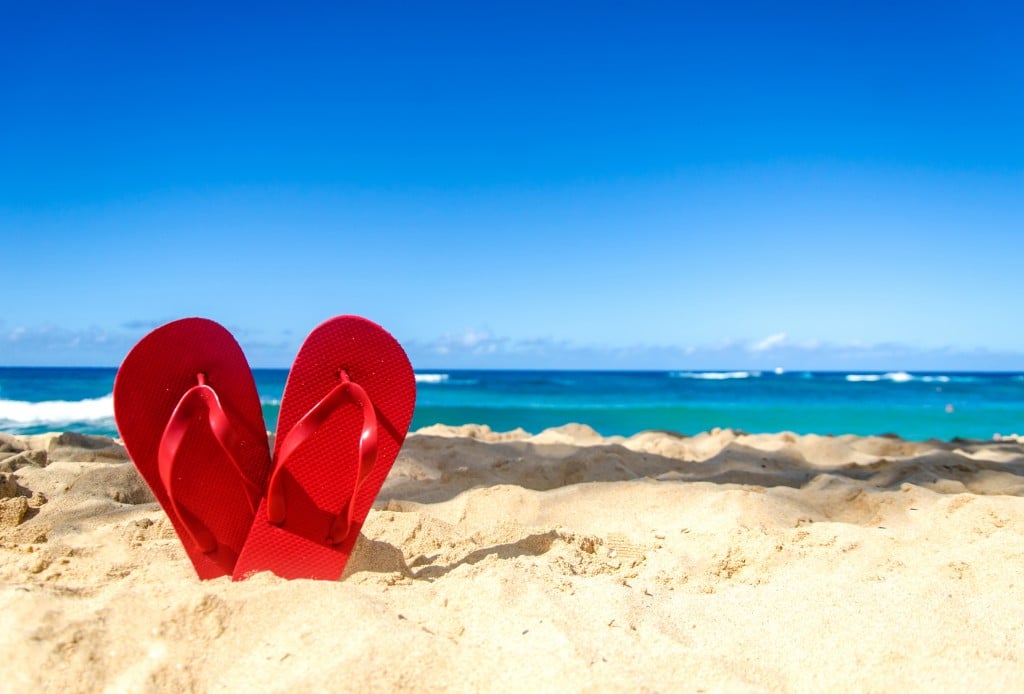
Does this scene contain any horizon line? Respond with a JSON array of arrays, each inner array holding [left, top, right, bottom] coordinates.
[[3, 365, 1024, 374]]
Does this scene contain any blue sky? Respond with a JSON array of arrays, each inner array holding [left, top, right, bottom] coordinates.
[[2, 2, 1022, 370]]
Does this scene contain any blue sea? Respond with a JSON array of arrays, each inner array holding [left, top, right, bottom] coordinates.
[[1, 367, 1023, 442]]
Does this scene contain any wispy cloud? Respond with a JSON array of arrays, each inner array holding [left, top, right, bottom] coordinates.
[[1, 324, 135, 365], [427, 329, 508, 357], [4, 322, 1024, 371], [405, 330, 1024, 371], [121, 318, 173, 331], [750, 332, 787, 352], [0, 322, 301, 367]]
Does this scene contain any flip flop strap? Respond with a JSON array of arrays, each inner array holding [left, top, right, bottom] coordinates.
[[158, 375, 262, 554], [266, 370, 379, 545]]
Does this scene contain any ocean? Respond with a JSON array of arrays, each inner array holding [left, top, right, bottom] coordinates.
[[1, 367, 1022, 442]]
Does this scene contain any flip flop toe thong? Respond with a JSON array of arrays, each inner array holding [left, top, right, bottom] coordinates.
[[114, 318, 272, 579], [233, 315, 416, 581]]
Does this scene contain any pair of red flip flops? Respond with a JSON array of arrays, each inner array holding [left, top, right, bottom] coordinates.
[[113, 316, 416, 581]]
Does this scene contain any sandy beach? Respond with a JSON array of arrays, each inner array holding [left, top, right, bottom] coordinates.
[[2, 425, 1023, 691]]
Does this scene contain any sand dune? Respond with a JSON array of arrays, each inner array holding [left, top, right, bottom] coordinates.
[[2, 426, 1024, 691]]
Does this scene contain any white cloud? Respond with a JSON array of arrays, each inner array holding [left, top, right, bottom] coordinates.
[[708, 338, 736, 351], [750, 332, 787, 352], [0, 325, 137, 366], [403, 331, 1024, 371], [0, 321, 298, 368], [5, 321, 1024, 372], [429, 328, 508, 357]]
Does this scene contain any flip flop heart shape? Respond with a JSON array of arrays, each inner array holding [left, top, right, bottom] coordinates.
[[114, 315, 416, 581]]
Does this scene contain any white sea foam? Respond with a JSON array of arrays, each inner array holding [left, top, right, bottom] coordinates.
[[415, 373, 450, 384], [671, 371, 761, 380], [846, 372, 914, 383], [0, 394, 114, 424]]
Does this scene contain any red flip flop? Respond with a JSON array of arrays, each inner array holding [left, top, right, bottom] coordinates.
[[114, 318, 272, 579], [233, 316, 416, 581]]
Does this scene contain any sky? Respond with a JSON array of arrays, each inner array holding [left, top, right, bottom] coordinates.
[[2, 1, 1023, 370]]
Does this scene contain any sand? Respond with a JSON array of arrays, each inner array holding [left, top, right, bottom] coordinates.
[[2, 425, 1023, 692]]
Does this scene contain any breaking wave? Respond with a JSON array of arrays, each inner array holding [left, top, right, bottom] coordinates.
[[415, 373, 478, 385], [415, 373, 450, 384], [0, 394, 114, 425], [670, 371, 761, 380], [846, 372, 913, 383]]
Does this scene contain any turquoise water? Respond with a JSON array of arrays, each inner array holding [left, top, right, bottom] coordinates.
[[1, 367, 1023, 442]]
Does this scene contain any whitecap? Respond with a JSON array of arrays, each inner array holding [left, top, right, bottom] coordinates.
[[0, 394, 114, 424], [846, 372, 914, 383], [415, 373, 450, 384], [671, 371, 760, 380]]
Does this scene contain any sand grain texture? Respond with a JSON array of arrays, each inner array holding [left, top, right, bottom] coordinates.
[[2, 425, 1023, 692]]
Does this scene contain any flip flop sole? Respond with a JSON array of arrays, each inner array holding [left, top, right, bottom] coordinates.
[[234, 315, 416, 581], [114, 318, 271, 579]]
